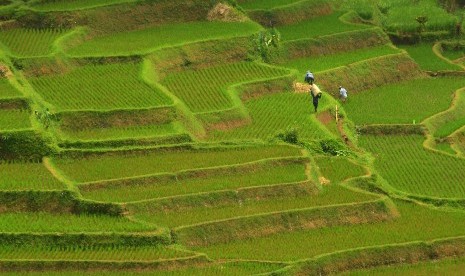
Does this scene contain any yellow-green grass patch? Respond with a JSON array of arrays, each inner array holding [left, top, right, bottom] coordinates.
[[282, 44, 401, 74], [0, 212, 154, 233], [0, 28, 65, 57], [0, 162, 66, 191], [53, 145, 303, 183], [399, 43, 463, 71], [0, 109, 30, 130], [344, 77, 465, 125], [0, 244, 191, 261], [360, 134, 465, 198], [129, 184, 377, 228], [0, 79, 22, 99], [161, 62, 288, 113], [342, 255, 465, 276], [315, 156, 367, 184], [209, 92, 335, 141], [80, 160, 307, 202], [277, 12, 370, 41], [195, 200, 465, 261], [30, 0, 141, 11], [65, 21, 262, 57], [29, 62, 171, 110], [238, 0, 303, 10]]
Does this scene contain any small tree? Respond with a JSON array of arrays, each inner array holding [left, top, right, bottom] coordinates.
[[415, 15, 428, 41]]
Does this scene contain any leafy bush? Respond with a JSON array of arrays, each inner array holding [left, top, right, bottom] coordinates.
[[275, 127, 299, 144], [319, 139, 345, 156]]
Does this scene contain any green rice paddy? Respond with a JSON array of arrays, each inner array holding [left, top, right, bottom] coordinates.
[[0, 162, 66, 191]]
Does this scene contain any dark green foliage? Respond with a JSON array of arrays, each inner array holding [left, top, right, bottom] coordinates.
[[319, 139, 345, 156], [251, 28, 282, 62], [275, 127, 298, 144], [356, 124, 426, 135], [0, 131, 53, 161]]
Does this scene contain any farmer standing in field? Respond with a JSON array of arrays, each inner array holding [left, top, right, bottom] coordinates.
[[310, 83, 322, 113], [339, 86, 348, 103]]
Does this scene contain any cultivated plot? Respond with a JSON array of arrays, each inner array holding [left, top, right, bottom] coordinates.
[[0, 162, 65, 191], [0, 28, 65, 57]]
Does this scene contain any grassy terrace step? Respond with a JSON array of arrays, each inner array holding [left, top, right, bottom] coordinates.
[[30, 0, 141, 11], [0, 79, 22, 99], [277, 11, 370, 41], [52, 144, 302, 183], [424, 88, 465, 139], [129, 184, 377, 228], [0, 28, 66, 57], [399, 43, 463, 71], [0, 260, 284, 275], [283, 44, 401, 74], [175, 198, 395, 247], [360, 134, 465, 198], [29, 62, 171, 111], [0, 162, 66, 191], [0, 212, 155, 233], [65, 21, 262, 57], [315, 156, 367, 184], [0, 109, 30, 130], [343, 255, 465, 275], [196, 200, 465, 261], [344, 77, 465, 125], [208, 92, 335, 141], [79, 158, 308, 202], [238, 0, 304, 10], [161, 62, 288, 113], [0, 244, 192, 261]]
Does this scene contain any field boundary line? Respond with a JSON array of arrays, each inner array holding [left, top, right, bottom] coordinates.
[[433, 41, 465, 70], [43, 157, 79, 194], [283, 26, 381, 45]]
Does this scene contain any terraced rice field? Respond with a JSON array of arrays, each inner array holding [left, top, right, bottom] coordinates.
[[161, 62, 289, 113], [0, 212, 154, 232], [277, 12, 370, 41], [65, 21, 262, 57], [195, 200, 465, 261], [360, 134, 465, 198], [210, 92, 335, 140], [79, 160, 307, 202], [283, 44, 400, 73], [399, 44, 463, 71], [0, 162, 66, 190], [344, 77, 465, 125], [29, 62, 171, 110], [0, 245, 191, 261], [30, 0, 140, 11], [129, 185, 377, 228], [0, 28, 65, 57], [53, 145, 302, 183], [0, 79, 22, 98], [0, 109, 30, 130], [315, 156, 367, 184]]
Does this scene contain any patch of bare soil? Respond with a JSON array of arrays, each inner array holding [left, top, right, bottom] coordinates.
[[317, 110, 332, 126], [207, 3, 247, 22], [0, 64, 12, 78], [319, 176, 330, 185]]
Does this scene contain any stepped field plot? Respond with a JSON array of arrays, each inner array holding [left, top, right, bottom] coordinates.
[[360, 134, 465, 198], [277, 12, 369, 41], [424, 88, 465, 139], [0, 109, 30, 130], [80, 160, 307, 202], [344, 256, 465, 275], [238, 0, 303, 10], [195, 200, 465, 261], [0, 79, 22, 99], [161, 62, 288, 113], [0, 212, 154, 233], [0, 245, 192, 261], [66, 21, 262, 57], [315, 156, 367, 184], [30, 0, 140, 11], [129, 185, 377, 228], [0, 162, 65, 191], [58, 122, 184, 142], [344, 77, 465, 125], [52, 145, 302, 183], [282, 45, 401, 74], [0, 28, 65, 57], [29, 62, 171, 110], [209, 92, 334, 141], [399, 44, 463, 71]]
